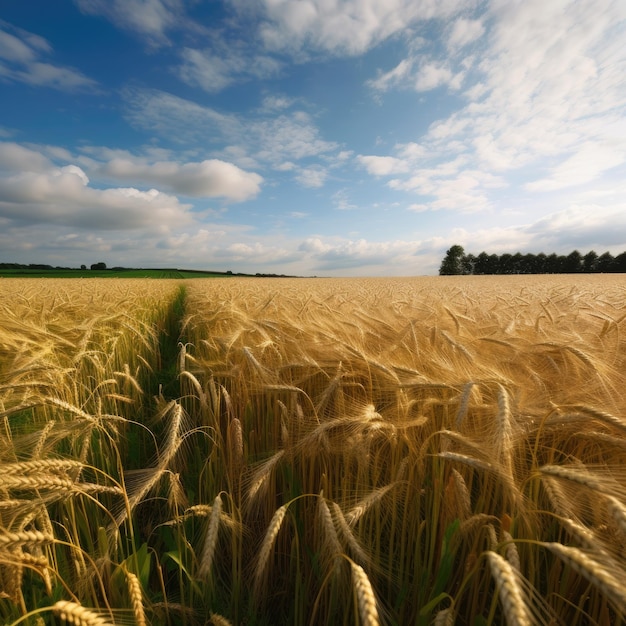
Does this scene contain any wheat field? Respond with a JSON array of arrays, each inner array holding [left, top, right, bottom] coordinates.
[[1, 275, 625, 625]]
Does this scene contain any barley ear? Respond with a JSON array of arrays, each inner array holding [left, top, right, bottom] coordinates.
[[125, 570, 147, 626], [486, 551, 532, 626], [198, 494, 222, 580], [350, 561, 380, 626], [52, 600, 115, 626], [253, 504, 288, 601]]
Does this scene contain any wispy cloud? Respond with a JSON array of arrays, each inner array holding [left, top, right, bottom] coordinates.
[[73, 0, 191, 47], [178, 46, 282, 93], [363, 0, 626, 212], [0, 21, 97, 90], [123, 88, 339, 176], [230, 0, 467, 56]]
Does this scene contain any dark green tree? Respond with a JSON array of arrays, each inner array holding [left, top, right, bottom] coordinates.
[[439, 245, 466, 275], [613, 251, 626, 273], [461, 253, 476, 275], [583, 251, 598, 273], [564, 250, 583, 273], [597, 252, 614, 273]]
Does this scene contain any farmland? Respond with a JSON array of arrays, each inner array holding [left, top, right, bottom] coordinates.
[[1, 275, 626, 625]]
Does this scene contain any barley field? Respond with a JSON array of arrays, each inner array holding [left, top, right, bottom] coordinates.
[[1, 275, 625, 625]]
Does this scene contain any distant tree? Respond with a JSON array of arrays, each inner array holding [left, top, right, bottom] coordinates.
[[80, 264, 87, 270], [564, 250, 583, 273], [534, 253, 547, 273], [461, 253, 476, 275], [473, 251, 490, 275], [511, 252, 525, 274], [90, 262, 107, 270], [439, 245, 466, 275], [613, 251, 626, 273], [583, 251, 598, 273], [499, 253, 514, 274], [597, 252, 615, 273]]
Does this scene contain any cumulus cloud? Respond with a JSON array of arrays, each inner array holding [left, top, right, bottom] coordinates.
[[0, 142, 51, 172], [0, 21, 96, 90], [0, 142, 192, 230], [357, 155, 410, 176], [99, 157, 263, 201]]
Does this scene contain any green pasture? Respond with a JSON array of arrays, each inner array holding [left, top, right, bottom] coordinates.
[[0, 268, 228, 279]]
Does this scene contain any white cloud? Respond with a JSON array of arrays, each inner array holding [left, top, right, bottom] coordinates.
[[0, 142, 192, 230], [123, 89, 337, 173], [357, 155, 410, 176], [525, 142, 624, 192], [447, 18, 485, 50], [332, 189, 358, 211], [99, 157, 263, 201], [298, 236, 433, 272], [236, 0, 468, 56], [275, 161, 296, 171], [295, 165, 327, 188], [178, 46, 282, 93], [363, 0, 626, 211], [367, 58, 414, 91], [0, 22, 96, 90], [74, 0, 187, 46], [0, 142, 51, 172], [122, 87, 236, 141], [261, 95, 296, 111], [414, 60, 463, 91]]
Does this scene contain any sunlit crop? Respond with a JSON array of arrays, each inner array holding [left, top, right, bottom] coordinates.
[[1, 275, 625, 625]]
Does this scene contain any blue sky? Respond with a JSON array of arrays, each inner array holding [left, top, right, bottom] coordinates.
[[1, 0, 625, 275]]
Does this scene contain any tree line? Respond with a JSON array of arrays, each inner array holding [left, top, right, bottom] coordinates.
[[439, 245, 626, 275]]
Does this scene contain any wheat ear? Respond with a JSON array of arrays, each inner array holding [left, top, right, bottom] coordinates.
[[0, 530, 54, 549], [606, 495, 626, 536], [253, 504, 288, 599], [52, 600, 115, 626], [350, 561, 379, 626], [330, 501, 371, 567], [198, 494, 222, 580], [125, 571, 146, 626], [486, 551, 531, 626], [208, 613, 233, 626], [1, 459, 84, 475], [543, 543, 626, 613]]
